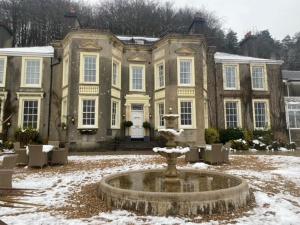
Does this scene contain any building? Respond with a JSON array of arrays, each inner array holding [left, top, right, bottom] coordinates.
[[0, 18, 286, 150], [283, 70, 300, 144]]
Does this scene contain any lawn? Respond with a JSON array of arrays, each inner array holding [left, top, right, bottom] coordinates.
[[1, 153, 299, 225]]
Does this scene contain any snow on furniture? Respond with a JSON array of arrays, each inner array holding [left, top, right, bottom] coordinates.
[[26, 145, 55, 155], [28, 145, 48, 168], [153, 147, 190, 154]]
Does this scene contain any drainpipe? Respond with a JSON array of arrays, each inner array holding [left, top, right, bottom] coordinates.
[[287, 81, 292, 143], [214, 63, 219, 129]]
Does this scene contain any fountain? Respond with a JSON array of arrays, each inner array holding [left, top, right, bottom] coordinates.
[[98, 109, 251, 217]]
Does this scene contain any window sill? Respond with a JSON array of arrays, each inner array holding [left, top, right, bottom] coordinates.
[[78, 128, 98, 135], [155, 87, 165, 91]]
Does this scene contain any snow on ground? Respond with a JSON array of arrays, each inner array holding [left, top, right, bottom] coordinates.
[[1, 154, 300, 225]]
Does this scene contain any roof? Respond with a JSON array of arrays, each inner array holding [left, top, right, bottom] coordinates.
[[0, 46, 54, 57], [116, 35, 159, 45], [214, 52, 283, 65], [282, 70, 300, 81]]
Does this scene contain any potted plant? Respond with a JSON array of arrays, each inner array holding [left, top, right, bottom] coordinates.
[[123, 121, 133, 140], [143, 121, 151, 142]]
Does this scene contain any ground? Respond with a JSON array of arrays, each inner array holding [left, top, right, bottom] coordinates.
[[0, 153, 300, 225]]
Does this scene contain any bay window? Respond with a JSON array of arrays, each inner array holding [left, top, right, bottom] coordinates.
[[177, 57, 195, 86], [178, 98, 196, 128], [78, 96, 98, 128], [80, 52, 99, 84]]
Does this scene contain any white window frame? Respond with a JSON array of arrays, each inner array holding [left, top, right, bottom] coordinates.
[[286, 103, 300, 129], [80, 52, 100, 84], [223, 64, 240, 90], [21, 57, 43, 88], [178, 98, 196, 129], [62, 55, 69, 87], [0, 56, 7, 87], [251, 64, 268, 91], [61, 97, 68, 123], [78, 95, 98, 129], [155, 99, 165, 129], [177, 56, 195, 87], [112, 57, 121, 89], [111, 98, 121, 129], [223, 98, 242, 129], [154, 59, 165, 90], [0, 93, 7, 132], [18, 96, 42, 130], [129, 64, 145, 92], [252, 99, 270, 130]]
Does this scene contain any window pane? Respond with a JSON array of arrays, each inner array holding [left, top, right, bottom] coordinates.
[[112, 101, 117, 126], [158, 103, 164, 127], [82, 100, 96, 126], [132, 66, 143, 90], [252, 66, 264, 89], [180, 60, 192, 85], [254, 102, 267, 128], [225, 66, 236, 88], [84, 56, 96, 82], [225, 102, 238, 128], [23, 100, 38, 129], [0, 59, 4, 84], [158, 64, 164, 87], [180, 101, 192, 125], [112, 62, 118, 86], [25, 59, 40, 85]]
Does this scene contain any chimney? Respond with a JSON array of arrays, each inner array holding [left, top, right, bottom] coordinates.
[[188, 14, 208, 35], [63, 7, 80, 37]]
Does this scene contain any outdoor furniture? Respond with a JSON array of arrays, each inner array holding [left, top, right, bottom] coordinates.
[[48, 141, 60, 148], [0, 154, 17, 169], [51, 147, 68, 165], [14, 142, 28, 166], [28, 145, 48, 168], [203, 144, 223, 164], [0, 169, 14, 188], [185, 147, 200, 163]]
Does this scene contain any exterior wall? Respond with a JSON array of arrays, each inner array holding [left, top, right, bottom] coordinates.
[[0, 26, 13, 48]]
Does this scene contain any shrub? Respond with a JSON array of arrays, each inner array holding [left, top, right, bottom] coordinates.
[[243, 129, 253, 143], [219, 128, 244, 144], [123, 121, 133, 127], [205, 128, 219, 144], [287, 142, 297, 150], [252, 139, 267, 150], [14, 128, 39, 146], [231, 139, 249, 151], [253, 129, 273, 145], [142, 121, 151, 129]]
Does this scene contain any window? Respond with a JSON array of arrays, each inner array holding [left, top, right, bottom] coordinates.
[[155, 101, 165, 128], [21, 57, 42, 87], [111, 99, 120, 129], [155, 60, 165, 90], [251, 65, 267, 90], [61, 98, 67, 123], [224, 99, 242, 128], [287, 103, 300, 129], [22, 100, 39, 129], [178, 98, 196, 128], [223, 65, 239, 90], [253, 100, 270, 129], [0, 57, 7, 87], [0, 95, 6, 132], [112, 58, 121, 88], [130, 64, 145, 91], [177, 57, 195, 86], [80, 52, 99, 84], [62, 55, 69, 87], [78, 96, 98, 128]]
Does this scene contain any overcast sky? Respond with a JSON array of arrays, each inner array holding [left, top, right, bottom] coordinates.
[[86, 0, 300, 40]]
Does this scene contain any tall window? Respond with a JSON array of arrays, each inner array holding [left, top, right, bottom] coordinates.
[[223, 65, 239, 90], [180, 60, 192, 84], [287, 103, 300, 129], [61, 98, 67, 123], [62, 56, 69, 87], [23, 58, 42, 86], [23, 100, 38, 129], [111, 100, 120, 128], [251, 65, 267, 90], [80, 52, 99, 84], [130, 65, 145, 91], [155, 61, 165, 90], [253, 100, 269, 129], [155, 102, 165, 128], [112, 62, 118, 86], [180, 101, 192, 126], [82, 100, 96, 126], [224, 100, 241, 128], [112, 59, 121, 88], [0, 57, 6, 86]]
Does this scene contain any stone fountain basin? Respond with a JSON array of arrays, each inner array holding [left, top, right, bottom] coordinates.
[[98, 169, 250, 217]]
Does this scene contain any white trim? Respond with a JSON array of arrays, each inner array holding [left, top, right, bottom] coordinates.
[[111, 98, 121, 129], [62, 55, 69, 88], [154, 59, 165, 90], [18, 96, 42, 130], [177, 56, 195, 87], [155, 99, 165, 129], [21, 57, 43, 88], [0, 56, 7, 87], [0, 93, 7, 132], [129, 64, 146, 92], [61, 97, 68, 123], [252, 99, 271, 130], [223, 98, 242, 129], [78, 95, 99, 129], [0, 46, 54, 57], [250, 64, 268, 91], [79, 52, 100, 84], [222, 64, 240, 90], [112, 57, 121, 89], [178, 98, 196, 129]]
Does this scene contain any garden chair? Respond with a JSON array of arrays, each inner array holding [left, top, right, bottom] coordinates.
[[0, 169, 14, 188], [203, 144, 223, 164], [0, 155, 17, 169], [14, 142, 28, 166], [28, 145, 48, 168], [51, 146, 69, 165]]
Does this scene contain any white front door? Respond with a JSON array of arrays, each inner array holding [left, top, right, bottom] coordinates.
[[131, 105, 144, 138]]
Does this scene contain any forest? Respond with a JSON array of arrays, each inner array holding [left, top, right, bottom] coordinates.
[[0, 0, 299, 70]]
